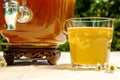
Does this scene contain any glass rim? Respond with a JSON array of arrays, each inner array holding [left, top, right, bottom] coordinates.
[[66, 17, 115, 23]]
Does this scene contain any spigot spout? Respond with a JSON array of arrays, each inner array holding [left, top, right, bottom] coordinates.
[[3, 0, 19, 30]]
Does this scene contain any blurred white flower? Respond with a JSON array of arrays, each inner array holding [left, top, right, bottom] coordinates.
[[96, 0, 100, 3], [110, 1, 115, 5], [103, 0, 109, 3]]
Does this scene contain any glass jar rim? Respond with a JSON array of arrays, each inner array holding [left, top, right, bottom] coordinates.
[[66, 17, 115, 23]]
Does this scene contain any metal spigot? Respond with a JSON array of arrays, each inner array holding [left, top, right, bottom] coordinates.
[[3, 0, 32, 30], [3, 0, 19, 30]]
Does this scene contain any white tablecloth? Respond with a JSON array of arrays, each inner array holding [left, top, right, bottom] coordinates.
[[0, 52, 120, 80]]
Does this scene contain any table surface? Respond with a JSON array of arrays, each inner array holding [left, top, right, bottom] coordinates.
[[0, 51, 120, 80]]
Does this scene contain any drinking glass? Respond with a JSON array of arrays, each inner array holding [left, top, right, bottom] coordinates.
[[66, 17, 114, 69]]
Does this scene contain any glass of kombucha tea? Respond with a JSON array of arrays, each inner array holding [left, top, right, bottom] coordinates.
[[67, 17, 114, 69]]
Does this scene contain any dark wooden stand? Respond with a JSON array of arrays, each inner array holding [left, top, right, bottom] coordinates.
[[3, 45, 61, 65]]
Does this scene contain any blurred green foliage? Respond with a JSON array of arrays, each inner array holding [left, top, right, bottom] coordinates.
[[0, 35, 7, 51], [80, 0, 120, 18], [57, 41, 70, 51], [58, 0, 120, 51], [111, 19, 120, 51]]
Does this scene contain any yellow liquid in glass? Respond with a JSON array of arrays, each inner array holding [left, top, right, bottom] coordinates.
[[68, 27, 113, 65]]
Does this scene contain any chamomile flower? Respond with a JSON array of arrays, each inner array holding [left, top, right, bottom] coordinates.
[[96, 63, 102, 71], [0, 56, 4, 61], [104, 63, 109, 70], [108, 65, 116, 73], [0, 61, 7, 67]]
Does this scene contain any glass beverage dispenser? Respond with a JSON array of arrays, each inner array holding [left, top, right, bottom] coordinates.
[[0, 0, 76, 65]]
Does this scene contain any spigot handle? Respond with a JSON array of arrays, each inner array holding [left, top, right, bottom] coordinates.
[[17, 6, 32, 23]]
